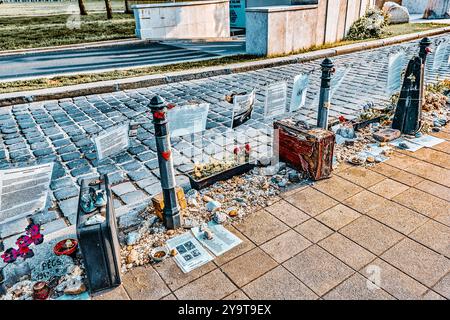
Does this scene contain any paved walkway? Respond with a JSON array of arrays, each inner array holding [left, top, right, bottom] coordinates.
[[93, 127, 450, 300], [0, 40, 246, 81]]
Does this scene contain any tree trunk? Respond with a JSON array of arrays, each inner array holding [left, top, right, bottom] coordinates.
[[78, 0, 88, 16], [125, 0, 132, 14], [105, 0, 113, 20], [423, 0, 450, 19]]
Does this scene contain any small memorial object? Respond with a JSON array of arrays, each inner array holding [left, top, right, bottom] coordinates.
[[53, 239, 78, 258], [373, 128, 401, 142], [31, 255, 74, 282], [76, 176, 121, 293], [152, 186, 187, 220], [264, 81, 288, 118], [274, 119, 335, 181], [33, 281, 51, 300], [150, 246, 169, 263], [167, 103, 210, 137]]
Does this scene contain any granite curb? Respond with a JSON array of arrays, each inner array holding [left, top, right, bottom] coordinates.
[[1, 26, 449, 108]]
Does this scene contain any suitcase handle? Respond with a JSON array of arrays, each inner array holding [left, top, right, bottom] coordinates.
[[295, 120, 310, 130]]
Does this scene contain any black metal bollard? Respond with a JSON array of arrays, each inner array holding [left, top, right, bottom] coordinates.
[[317, 58, 335, 129], [418, 37, 432, 113], [419, 37, 432, 63], [149, 95, 181, 230]]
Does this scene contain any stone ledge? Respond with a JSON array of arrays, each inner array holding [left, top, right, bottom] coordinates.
[[1, 27, 449, 108]]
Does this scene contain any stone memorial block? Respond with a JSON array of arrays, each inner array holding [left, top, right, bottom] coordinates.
[[387, 51, 407, 96], [231, 90, 255, 129], [29, 238, 75, 282], [93, 124, 129, 161], [383, 2, 410, 24], [264, 81, 288, 119], [0, 163, 53, 224], [432, 42, 450, 70], [168, 103, 210, 137], [289, 74, 309, 113]]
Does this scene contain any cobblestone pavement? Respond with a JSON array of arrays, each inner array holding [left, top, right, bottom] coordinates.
[[1, 34, 450, 254], [92, 127, 450, 300]]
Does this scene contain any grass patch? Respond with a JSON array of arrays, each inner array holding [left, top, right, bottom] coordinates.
[[0, 22, 448, 94], [0, 13, 135, 51]]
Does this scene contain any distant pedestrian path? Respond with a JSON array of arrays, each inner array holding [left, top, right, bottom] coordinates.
[[0, 40, 246, 81]]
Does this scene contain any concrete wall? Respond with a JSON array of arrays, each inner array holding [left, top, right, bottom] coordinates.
[[246, 0, 376, 56], [133, 0, 230, 41], [402, 0, 429, 14]]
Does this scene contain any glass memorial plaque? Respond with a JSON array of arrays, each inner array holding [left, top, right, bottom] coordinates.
[[264, 81, 288, 119], [94, 124, 129, 161], [0, 163, 53, 224], [231, 90, 255, 129], [433, 42, 449, 70], [167, 103, 210, 138], [387, 51, 407, 96], [330, 66, 350, 98], [289, 74, 309, 113], [166, 232, 213, 273]]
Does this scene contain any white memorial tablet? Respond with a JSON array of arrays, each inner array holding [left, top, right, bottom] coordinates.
[[93, 124, 130, 161]]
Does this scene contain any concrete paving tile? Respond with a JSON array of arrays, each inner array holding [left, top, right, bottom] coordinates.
[[343, 190, 389, 214], [431, 140, 450, 154], [153, 257, 216, 291], [403, 160, 450, 187], [313, 176, 363, 201], [340, 216, 404, 255], [160, 294, 177, 300], [91, 285, 130, 300], [223, 290, 250, 300], [385, 153, 420, 170], [415, 180, 450, 202], [265, 200, 310, 227], [411, 148, 450, 169], [420, 290, 446, 300], [174, 269, 237, 300], [111, 182, 137, 196], [284, 187, 338, 217], [366, 201, 429, 235], [261, 229, 312, 263], [336, 166, 385, 188], [316, 204, 361, 231], [233, 209, 289, 245], [360, 258, 428, 300], [242, 266, 318, 300], [393, 188, 450, 219], [435, 211, 450, 228], [213, 225, 256, 266], [283, 245, 354, 296], [369, 163, 424, 187], [323, 273, 394, 300], [294, 219, 333, 243], [409, 220, 450, 258], [122, 266, 170, 300], [382, 238, 450, 287], [319, 233, 376, 270], [368, 179, 410, 199], [433, 272, 450, 299], [221, 248, 278, 287]]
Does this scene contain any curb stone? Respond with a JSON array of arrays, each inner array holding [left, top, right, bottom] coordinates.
[[0, 27, 449, 107]]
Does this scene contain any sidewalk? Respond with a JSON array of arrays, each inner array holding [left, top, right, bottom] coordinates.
[[93, 127, 450, 300]]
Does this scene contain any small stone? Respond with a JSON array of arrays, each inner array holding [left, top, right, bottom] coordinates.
[[126, 232, 140, 246], [202, 195, 214, 202], [166, 230, 175, 236], [170, 249, 177, 257], [398, 142, 409, 150], [366, 156, 375, 163], [212, 212, 227, 224], [206, 200, 221, 212], [204, 230, 214, 240], [415, 132, 423, 138], [126, 249, 139, 264], [226, 207, 239, 217], [64, 280, 87, 295], [84, 214, 105, 226]]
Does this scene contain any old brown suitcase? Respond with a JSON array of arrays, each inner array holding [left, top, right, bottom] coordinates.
[[274, 120, 335, 181]]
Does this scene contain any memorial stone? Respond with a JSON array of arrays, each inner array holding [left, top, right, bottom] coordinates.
[[289, 74, 309, 113], [264, 81, 288, 118], [167, 103, 210, 137], [387, 51, 407, 96], [93, 124, 129, 161]]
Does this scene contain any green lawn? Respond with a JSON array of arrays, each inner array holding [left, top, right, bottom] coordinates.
[[0, 13, 136, 51]]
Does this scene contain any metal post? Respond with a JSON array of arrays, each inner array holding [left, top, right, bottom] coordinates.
[[418, 37, 432, 124], [149, 95, 181, 230], [317, 58, 335, 129]]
